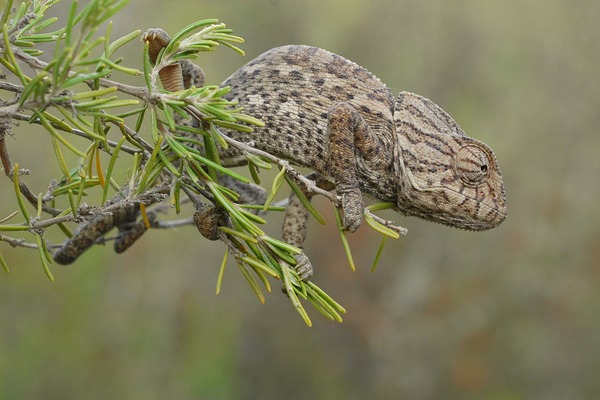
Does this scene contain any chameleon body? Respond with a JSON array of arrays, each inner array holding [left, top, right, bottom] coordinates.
[[216, 45, 507, 231], [184, 39, 506, 279], [55, 30, 507, 280]]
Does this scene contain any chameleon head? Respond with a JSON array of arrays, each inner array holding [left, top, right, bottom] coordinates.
[[393, 92, 507, 230]]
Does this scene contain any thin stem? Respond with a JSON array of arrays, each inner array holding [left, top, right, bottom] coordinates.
[[0, 233, 39, 249], [109, 120, 154, 156], [365, 210, 408, 235], [152, 217, 195, 229], [0, 81, 24, 93]]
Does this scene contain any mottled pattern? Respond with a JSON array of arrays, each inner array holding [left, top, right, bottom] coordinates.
[[220, 46, 398, 201], [142, 30, 507, 280]]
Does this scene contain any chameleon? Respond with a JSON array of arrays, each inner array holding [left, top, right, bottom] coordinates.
[[54, 29, 507, 281], [144, 28, 507, 279]]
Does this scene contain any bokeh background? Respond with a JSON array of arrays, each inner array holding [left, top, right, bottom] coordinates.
[[1, 0, 599, 399]]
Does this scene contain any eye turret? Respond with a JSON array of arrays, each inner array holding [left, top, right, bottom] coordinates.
[[453, 144, 492, 186]]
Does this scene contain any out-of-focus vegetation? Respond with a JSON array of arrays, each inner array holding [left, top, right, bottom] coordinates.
[[1, 0, 599, 399]]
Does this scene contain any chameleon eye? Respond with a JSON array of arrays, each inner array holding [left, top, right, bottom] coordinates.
[[453, 144, 491, 186]]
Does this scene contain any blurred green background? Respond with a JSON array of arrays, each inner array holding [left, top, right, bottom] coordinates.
[[1, 0, 600, 399]]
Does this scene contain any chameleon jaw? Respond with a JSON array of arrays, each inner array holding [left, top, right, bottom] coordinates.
[[395, 173, 507, 231]]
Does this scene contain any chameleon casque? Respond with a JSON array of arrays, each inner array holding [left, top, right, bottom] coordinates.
[[54, 29, 507, 281]]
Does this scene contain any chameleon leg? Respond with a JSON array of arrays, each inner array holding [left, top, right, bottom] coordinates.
[[326, 102, 382, 232], [282, 173, 334, 281], [282, 191, 312, 280], [282, 100, 384, 280]]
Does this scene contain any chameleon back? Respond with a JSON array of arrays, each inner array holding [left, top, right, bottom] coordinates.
[[220, 45, 397, 172]]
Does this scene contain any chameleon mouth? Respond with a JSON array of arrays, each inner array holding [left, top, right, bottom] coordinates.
[[419, 202, 506, 231], [453, 184, 507, 230], [398, 179, 507, 231]]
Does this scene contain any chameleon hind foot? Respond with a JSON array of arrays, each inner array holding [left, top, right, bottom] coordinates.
[[293, 252, 313, 282]]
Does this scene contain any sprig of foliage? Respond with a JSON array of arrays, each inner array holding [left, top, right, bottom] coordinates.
[[0, 0, 405, 325]]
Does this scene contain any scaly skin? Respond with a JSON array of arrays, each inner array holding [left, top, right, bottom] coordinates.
[[54, 29, 507, 281], [218, 44, 507, 279], [215, 44, 506, 231]]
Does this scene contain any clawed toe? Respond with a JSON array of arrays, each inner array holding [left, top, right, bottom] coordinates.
[[341, 189, 364, 233], [294, 252, 313, 282]]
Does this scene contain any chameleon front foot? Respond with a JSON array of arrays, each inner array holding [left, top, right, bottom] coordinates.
[[293, 252, 313, 282], [339, 188, 364, 233]]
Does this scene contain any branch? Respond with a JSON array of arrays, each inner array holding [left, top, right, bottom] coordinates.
[[0, 81, 24, 93], [0, 233, 39, 249]]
